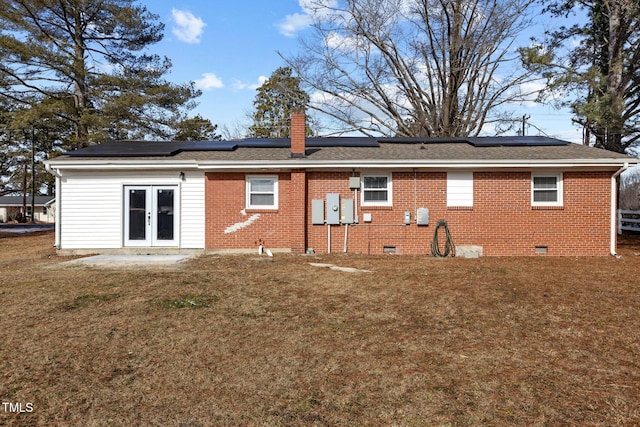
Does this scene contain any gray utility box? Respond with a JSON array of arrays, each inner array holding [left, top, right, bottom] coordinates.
[[349, 176, 361, 189], [417, 208, 429, 225], [404, 211, 411, 225], [341, 198, 354, 224], [326, 193, 341, 225], [312, 199, 324, 225]]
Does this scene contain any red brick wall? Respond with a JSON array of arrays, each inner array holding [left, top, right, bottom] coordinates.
[[205, 172, 301, 251], [457, 171, 611, 256], [304, 171, 613, 256], [291, 113, 306, 155], [205, 170, 613, 256]]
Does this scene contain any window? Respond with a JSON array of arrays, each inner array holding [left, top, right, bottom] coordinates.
[[361, 173, 392, 206], [447, 171, 473, 207], [246, 175, 278, 209], [532, 173, 562, 206]]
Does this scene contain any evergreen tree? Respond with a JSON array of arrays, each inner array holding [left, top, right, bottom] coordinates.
[[248, 67, 311, 138], [0, 101, 63, 196], [0, 0, 201, 149], [521, 0, 640, 153], [173, 115, 222, 141]]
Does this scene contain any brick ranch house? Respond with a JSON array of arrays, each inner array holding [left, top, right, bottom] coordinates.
[[45, 114, 639, 256]]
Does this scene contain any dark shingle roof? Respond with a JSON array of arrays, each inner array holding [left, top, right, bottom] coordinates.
[[0, 196, 54, 206], [175, 141, 629, 162], [51, 136, 636, 164]]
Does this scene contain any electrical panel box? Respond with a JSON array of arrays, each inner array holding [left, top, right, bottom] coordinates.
[[341, 199, 354, 224], [312, 199, 324, 225], [349, 176, 361, 189], [417, 208, 429, 226], [404, 211, 411, 225], [326, 193, 340, 225]]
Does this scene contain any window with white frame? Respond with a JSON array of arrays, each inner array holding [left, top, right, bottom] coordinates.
[[246, 175, 278, 209], [532, 173, 563, 206], [361, 173, 392, 206]]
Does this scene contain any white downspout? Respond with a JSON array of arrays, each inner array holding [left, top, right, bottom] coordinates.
[[611, 162, 629, 257], [45, 164, 62, 249]]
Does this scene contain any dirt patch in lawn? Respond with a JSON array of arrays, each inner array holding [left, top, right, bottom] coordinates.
[[1, 230, 640, 426]]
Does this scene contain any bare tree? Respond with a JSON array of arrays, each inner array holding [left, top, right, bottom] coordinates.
[[282, 0, 538, 137]]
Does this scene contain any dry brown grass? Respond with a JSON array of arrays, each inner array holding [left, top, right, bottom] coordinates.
[[1, 230, 640, 426]]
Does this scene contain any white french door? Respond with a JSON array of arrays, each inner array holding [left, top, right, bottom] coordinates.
[[124, 186, 178, 247]]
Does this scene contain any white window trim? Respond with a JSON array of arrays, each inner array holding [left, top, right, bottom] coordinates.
[[531, 173, 563, 207], [360, 172, 393, 207], [246, 175, 278, 210]]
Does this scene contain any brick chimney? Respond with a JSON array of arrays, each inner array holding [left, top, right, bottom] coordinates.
[[290, 112, 306, 157]]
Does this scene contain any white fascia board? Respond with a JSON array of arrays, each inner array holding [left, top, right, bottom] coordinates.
[[44, 157, 639, 172], [44, 159, 199, 170], [195, 158, 638, 170]]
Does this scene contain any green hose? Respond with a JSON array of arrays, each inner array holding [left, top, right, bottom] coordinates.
[[431, 220, 455, 257]]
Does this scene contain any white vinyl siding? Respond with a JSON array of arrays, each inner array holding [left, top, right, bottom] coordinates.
[[58, 170, 204, 250], [447, 171, 473, 207], [532, 173, 563, 207], [58, 172, 123, 249], [180, 172, 205, 248]]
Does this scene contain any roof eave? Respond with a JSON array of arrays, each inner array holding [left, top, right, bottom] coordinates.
[[44, 159, 199, 169], [44, 157, 639, 171], [195, 158, 638, 170]]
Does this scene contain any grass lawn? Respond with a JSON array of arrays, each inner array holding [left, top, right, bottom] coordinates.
[[1, 231, 640, 426]]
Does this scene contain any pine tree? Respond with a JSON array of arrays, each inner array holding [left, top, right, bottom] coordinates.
[[521, 0, 640, 152], [248, 67, 310, 138], [0, 0, 201, 149], [173, 115, 222, 141]]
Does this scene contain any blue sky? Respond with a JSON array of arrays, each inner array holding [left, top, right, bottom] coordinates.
[[147, 0, 583, 142]]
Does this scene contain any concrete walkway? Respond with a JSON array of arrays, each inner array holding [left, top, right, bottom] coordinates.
[[60, 254, 196, 269]]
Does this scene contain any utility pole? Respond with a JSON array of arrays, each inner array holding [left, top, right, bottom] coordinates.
[[31, 127, 35, 223], [22, 163, 27, 222], [522, 114, 530, 136]]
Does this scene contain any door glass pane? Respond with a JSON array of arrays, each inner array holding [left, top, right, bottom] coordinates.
[[156, 189, 174, 240], [129, 189, 146, 240]]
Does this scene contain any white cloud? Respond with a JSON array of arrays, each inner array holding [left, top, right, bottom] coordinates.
[[232, 76, 268, 91], [299, 0, 338, 17], [517, 81, 547, 107], [194, 73, 224, 90], [277, 0, 338, 37], [325, 31, 362, 52], [171, 9, 206, 44], [278, 13, 312, 37]]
